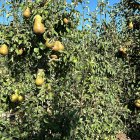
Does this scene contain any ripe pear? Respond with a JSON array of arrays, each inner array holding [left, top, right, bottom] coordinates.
[[45, 38, 55, 48], [33, 15, 45, 34], [18, 95, 24, 102], [63, 18, 69, 24], [10, 94, 18, 103], [23, 7, 31, 18], [0, 44, 8, 55], [135, 99, 140, 108], [34, 15, 42, 21], [35, 76, 44, 86], [17, 48, 24, 55], [50, 54, 58, 59], [52, 41, 64, 51], [128, 22, 133, 29], [119, 47, 127, 54]]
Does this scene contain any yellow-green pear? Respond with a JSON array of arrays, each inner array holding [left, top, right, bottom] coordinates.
[[45, 38, 55, 48], [33, 15, 45, 34], [128, 22, 133, 29], [0, 44, 9, 55], [34, 15, 42, 21], [23, 7, 31, 18], [52, 41, 64, 51]]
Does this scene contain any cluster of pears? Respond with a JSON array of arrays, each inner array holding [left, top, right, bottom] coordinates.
[[33, 15, 65, 52], [45, 38, 64, 52], [0, 44, 9, 55], [23, 7, 45, 34], [10, 91, 24, 103], [32, 15, 64, 51], [0, 44, 24, 56], [23, 7, 65, 51]]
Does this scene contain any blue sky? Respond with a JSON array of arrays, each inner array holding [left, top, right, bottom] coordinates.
[[68, 0, 120, 11], [0, 0, 120, 25]]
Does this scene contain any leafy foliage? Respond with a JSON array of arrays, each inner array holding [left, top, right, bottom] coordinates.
[[0, 0, 140, 140]]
